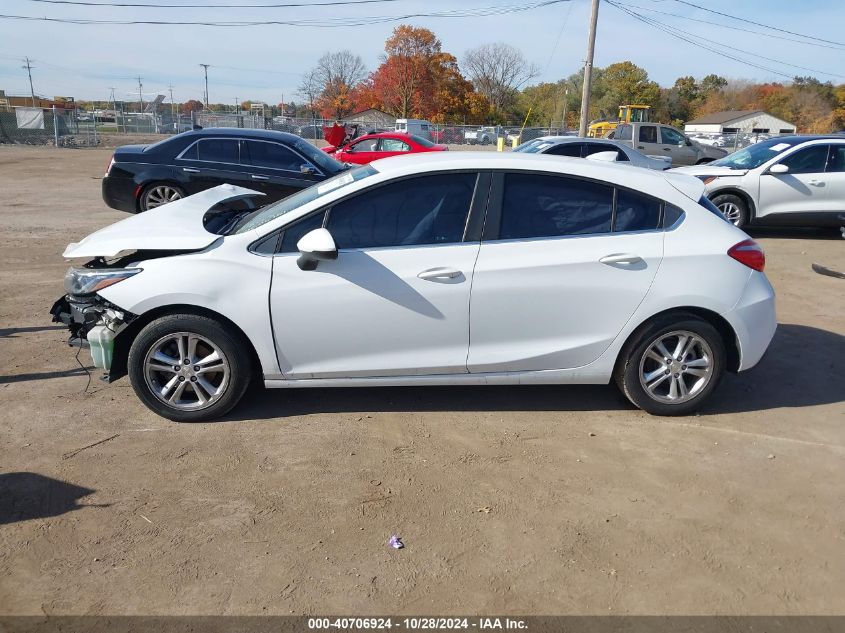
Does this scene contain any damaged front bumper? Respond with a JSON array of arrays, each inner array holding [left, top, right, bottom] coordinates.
[[51, 294, 134, 378]]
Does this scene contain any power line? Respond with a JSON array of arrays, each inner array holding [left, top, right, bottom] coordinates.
[[607, 1, 842, 80], [622, 2, 845, 51], [671, 0, 845, 49], [0, 0, 570, 27], [24, 0, 403, 6]]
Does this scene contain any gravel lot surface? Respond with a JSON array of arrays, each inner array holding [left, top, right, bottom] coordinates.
[[1, 145, 843, 615]]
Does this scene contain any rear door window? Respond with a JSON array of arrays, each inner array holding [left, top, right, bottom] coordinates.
[[825, 145, 845, 172], [197, 138, 240, 164], [499, 173, 613, 239], [638, 126, 658, 144]]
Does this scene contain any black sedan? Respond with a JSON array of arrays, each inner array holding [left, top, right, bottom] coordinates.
[[102, 128, 348, 213]]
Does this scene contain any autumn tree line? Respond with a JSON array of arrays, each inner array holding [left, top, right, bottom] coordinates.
[[288, 24, 845, 133]]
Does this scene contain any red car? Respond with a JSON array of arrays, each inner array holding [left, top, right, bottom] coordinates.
[[322, 132, 447, 165]]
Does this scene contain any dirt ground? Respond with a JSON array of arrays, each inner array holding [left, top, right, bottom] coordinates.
[[0, 145, 843, 616]]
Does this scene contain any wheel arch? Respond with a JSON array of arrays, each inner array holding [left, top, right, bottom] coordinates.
[[615, 306, 741, 375], [709, 187, 757, 221], [109, 304, 263, 383]]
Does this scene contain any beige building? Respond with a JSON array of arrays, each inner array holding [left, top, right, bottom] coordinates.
[[684, 110, 796, 135]]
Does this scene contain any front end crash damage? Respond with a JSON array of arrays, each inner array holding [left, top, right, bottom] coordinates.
[[51, 283, 137, 382]]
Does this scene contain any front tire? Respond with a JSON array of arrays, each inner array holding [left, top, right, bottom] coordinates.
[[128, 314, 252, 422], [140, 183, 185, 211], [615, 314, 726, 416], [711, 193, 749, 228]]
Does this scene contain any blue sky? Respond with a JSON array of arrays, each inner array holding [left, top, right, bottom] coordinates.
[[0, 0, 842, 106]]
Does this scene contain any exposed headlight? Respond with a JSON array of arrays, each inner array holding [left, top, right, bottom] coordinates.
[[64, 267, 141, 296]]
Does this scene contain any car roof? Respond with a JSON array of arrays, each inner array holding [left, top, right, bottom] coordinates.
[[773, 134, 845, 143], [177, 127, 303, 143], [370, 151, 702, 201], [530, 136, 618, 144]]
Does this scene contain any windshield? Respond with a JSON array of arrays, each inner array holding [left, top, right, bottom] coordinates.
[[409, 134, 435, 148], [710, 137, 801, 169], [292, 137, 346, 174], [514, 139, 556, 153], [234, 164, 378, 234]]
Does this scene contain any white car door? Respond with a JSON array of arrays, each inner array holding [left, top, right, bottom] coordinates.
[[467, 172, 665, 373], [269, 172, 484, 379], [757, 144, 830, 220]]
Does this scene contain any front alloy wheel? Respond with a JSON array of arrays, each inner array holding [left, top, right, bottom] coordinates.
[[128, 314, 252, 422], [141, 184, 184, 211], [143, 332, 230, 411]]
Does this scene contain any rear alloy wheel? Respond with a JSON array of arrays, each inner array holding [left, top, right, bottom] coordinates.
[[615, 315, 726, 416], [711, 193, 749, 228], [140, 183, 185, 211], [128, 314, 252, 422]]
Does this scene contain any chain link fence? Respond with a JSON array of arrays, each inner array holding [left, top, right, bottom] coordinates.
[[0, 105, 773, 152]]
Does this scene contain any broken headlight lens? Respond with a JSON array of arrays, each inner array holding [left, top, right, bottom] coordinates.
[[64, 267, 141, 296]]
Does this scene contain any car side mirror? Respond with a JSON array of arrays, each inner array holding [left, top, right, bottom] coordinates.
[[769, 163, 789, 174], [300, 164, 316, 176], [296, 228, 337, 271], [585, 151, 618, 163]]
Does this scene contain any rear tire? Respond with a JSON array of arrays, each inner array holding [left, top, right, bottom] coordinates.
[[711, 193, 749, 228], [128, 314, 252, 422], [140, 183, 185, 212], [614, 314, 726, 416]]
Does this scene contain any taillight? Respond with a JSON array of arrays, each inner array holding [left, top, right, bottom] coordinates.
[[105, 155, 114, 176], [728, 239, 765, 272]]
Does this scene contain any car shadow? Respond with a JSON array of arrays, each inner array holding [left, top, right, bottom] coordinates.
[[747, 226, 843, 240], [221, 323, 844, 421], [0, 473, 98, 525], [0, 367, 91, 385], [0, 325, 65, 338]]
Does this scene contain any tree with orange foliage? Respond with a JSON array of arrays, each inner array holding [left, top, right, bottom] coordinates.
[[181, 99, 203, 115]]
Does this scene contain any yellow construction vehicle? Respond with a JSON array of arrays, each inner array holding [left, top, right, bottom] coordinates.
[[587, 104, 650, 138]]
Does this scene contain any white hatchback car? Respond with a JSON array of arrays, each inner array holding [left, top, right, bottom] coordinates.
[[672, 135, 845, 228], [53, 153, 776, 421]]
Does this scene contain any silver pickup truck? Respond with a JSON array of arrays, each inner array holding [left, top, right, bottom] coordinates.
[[608, 122, 727, 166]]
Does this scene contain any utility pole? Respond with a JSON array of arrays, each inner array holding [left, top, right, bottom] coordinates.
[[199, 64, 210, 110], [578, 0, 600, 137], [22, 57, 36, 106], [234, 97, 238, 113], [137, 76, 144, 113], [168, 83, 176, 117]]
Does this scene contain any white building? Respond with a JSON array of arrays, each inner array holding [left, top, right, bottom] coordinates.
[[684, 110, 796, 135]]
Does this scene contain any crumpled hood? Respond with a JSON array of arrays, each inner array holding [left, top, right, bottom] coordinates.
[[670, 165, 747, 177], [63, 184, 263, 258]]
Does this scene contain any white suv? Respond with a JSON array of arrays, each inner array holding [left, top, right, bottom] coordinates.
[[672, 135, 845, 228]]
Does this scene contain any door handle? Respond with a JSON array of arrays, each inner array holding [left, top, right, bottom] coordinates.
[[182, 167, 200, 173], [600, 254, 644, 266], [808, 179, 824, 186], [251, 174, 269, 181], [637, 146, 645, 149], [662, 147, 671, 151], [418, 267, 462, 281]]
